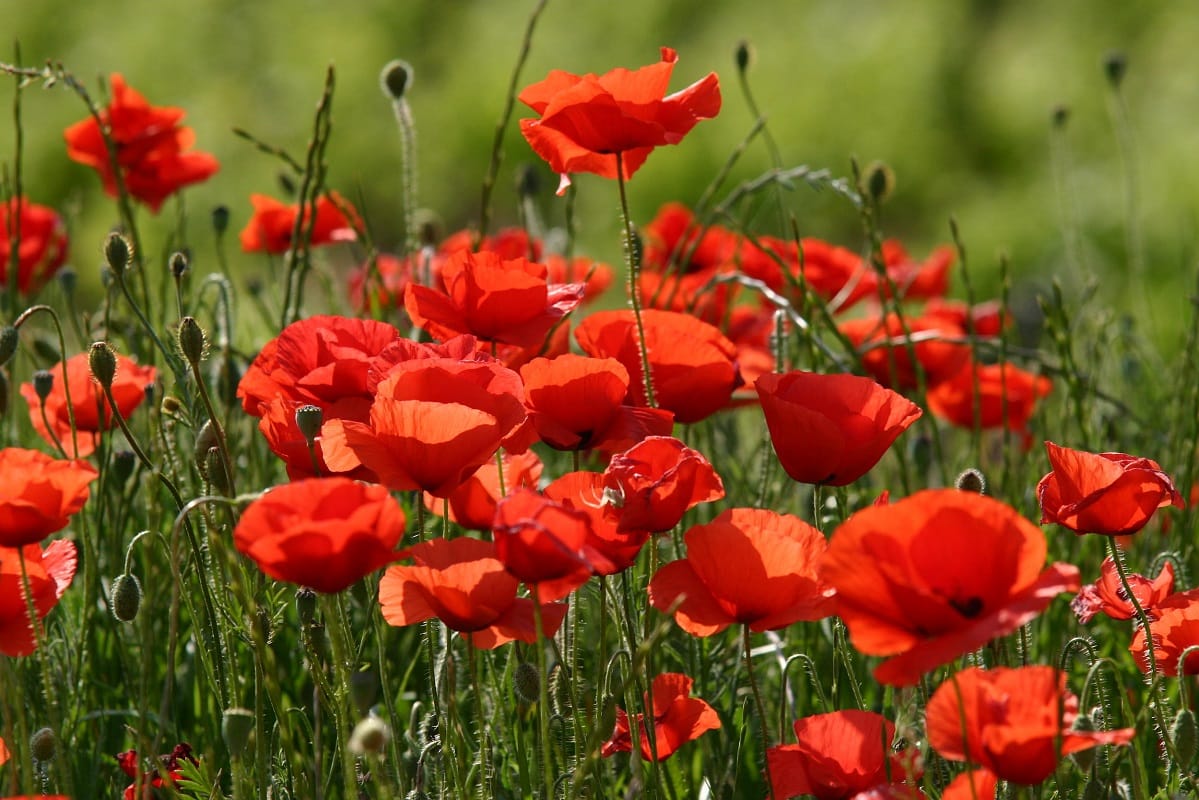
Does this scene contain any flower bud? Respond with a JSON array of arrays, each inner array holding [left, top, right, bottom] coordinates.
[[32, 369, 54, 402], [296, 587, 318, 627], [211, 205, 230, 235], [954, 468, 987, 495], [513, 661, 539, 704], [550, 663, 572, 716], [0, 326, 18, 366], [161, 395, 183, 416], [169, 251, 190, 280], [516, 164, 541, 199], [177, 316, 208, 367], [1173, 708, 1198, 768], [380, 59, 413, 100], [89, 342, 117, 389], [204, 446, 231, 495], [1103, 51, 1127, 87], [1070, 713, 1097, 772], [1051, 104, 1070, 129], [734, 40, 753, 73], [30, 726, 56, 763], [112, 450, 137, 484], [104, 232, 132, 275], [598, 694, 618, 738], [349, 716, 390, 756], [351, 670, 379, 717], [57, 267, 77, 296], [194, 419, 219, 469], [295, 404, 323, 445], [222, 707, 255, 758], [110, 573, 143, 623], [862, 160, 895, 204]]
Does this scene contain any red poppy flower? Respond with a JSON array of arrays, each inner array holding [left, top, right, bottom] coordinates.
[[233, 477, 405, 594], [404, 250, 584, 347], [543, 471, 649, 574], [649, 508, 834, 636], [756, 370, 922, 486], [1037, 442, 1182, 536], [940, 770, 998, 800], [603, 436, 724, 533], [519, 47, 721, 195], [422, 449, 542, 532], [239, 192, 359, 254], [117, 743, 198, 800], [839, 313, 970, 390], [925, 666, 1134, 786], [349, 252, 418, 312], [796, 238, 878, 310], [379, 536, 567, 649], [575, 309, 743, 424], [543, 255, 613, 304], [766, 710, 918, 800], [1130, 587, 1199, 675], [520, 354, 674, 452], [637, 268, 734, 326], [63, 74, 218, 212], [0, 539, 75, 657], [821, 489, 1080, 686], [1072, 556, 1174, 623], [320, 356, 527, 497], [879, 240, 953, 300], [0, 448, 97, 547], [601, 672, 721, 761], [0, 198, 69, 295], [642, 202, 738, 275], [923, 298, 1008, 338], [441, 227, 542, 262], [21, 351, 157, 458], [925, 361, 1051, 443], [493, 488, 609, 601]]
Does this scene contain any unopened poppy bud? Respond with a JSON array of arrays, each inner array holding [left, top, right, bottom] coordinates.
[[1051, 104, 1070, 129], [295, 404, 323, 445], [296, 587, 318, 627], [161, 395, 183, 416], [954, 468, 987, 495], [0, 326, 18, 366], [380, 59, 413, 101], [112, 450, 137, 484], [516, 164, 541, 198], [205, 446, 231, 495], [104, 232, 132, 275], [513, 661, 539, 704], [351, 670, 379, 716], [862, 160, 895, 204], [1103, 51, 1127, 87], [349, 716, 390, 756], [30, 726, 56, 763], [550, 664, 572, 715], [194, 419, 219, 468], [222, 707, 255, 758], [598, 694, 618, 738], [57, 266, 77, 296], [1070, 713, 1096, 772], [414, 209, 441, 248], [89, 342, 117, 389], [734, 39, 753, 73], [211, 205, 230, 235], [32, 369, 54, 402], [1173, 708, 1198, 767], [110, 573, 143, 623], [178, 316, 208, 366], [169, 251, 190, 279]]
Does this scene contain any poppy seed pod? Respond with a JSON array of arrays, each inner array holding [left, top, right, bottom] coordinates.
[[110, 573, 143, 623], [30, 726, 56, 763], [103, 232, 132, 275], [222, 707, 255, 758], [513, 661, 539, 704], [380, 59, 413, 101], [32, 369, 54, 402], [955, 467, 987, 494], [211, 205, 230, 235], [295, 404, 323, 444], [734, 39, 753, 73], [178, 316, 207, 366], [88, 342, 117, 389], [169, 251, 189, 279]]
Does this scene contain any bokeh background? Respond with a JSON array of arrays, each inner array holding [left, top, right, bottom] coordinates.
[[3, 0, 1197, 346]]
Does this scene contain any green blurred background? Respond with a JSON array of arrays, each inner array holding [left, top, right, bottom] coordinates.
[[3, 0, 1198, 346]]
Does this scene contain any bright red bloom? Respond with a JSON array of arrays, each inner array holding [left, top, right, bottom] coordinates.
[[926, 361, 1051, 443], [575, 309, 743, 423], [1072, 556, 1174, 623], [117, 743, 198, 800], [405, 250, 584, 347], [63, 74, 218, 212], [0, 539, 75, 657], [0, 448, 96, 547], [493, 488, 608, 601], [940, 770, 998, 800], [1037, 441, 1182, 536], [766, 710, 918, 800], [925, 666, 1134, 786], [923, 298, 1008, 338], [239, 192, 359, 254], [520, 354, 674, 452], [233, 478, 405, 593], [0, 198, 69, 295], [423, 450, 543, 533], [757, 370, 922, 486], [603, 436, 724, 533], [379, 537, 566, 649], [543, 471, 649, 574], [821, 489, 1080, 686], [649, 508, 834, 636], [601, 672, 720, 760], [519, 47, 721, 195], [321, 355, 527, 497], [642, 202, 738, 275], [1130, 587, 1199, 675], [795, 238, 878, 310], [543, 255, 613, 304], [840, 312, 970, 390], [637, 267, 734, 326], [21, 351, 157, 458], [879, 240, 953, 300]]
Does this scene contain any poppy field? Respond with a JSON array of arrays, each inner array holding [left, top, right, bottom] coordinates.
[[3, 4, 1199, 799]]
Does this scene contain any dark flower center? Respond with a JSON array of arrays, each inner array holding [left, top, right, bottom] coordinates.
[[949, 596, 984, 618]]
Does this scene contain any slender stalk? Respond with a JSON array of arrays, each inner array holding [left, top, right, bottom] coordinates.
[[744, 626, 776, 800], [531, 597, 556, 799], [614, 151, 656, 408]]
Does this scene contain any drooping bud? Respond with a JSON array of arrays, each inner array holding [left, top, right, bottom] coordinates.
[[1070, 713, 1097, 772], [954, 468, 987, 495], [88, 341, 117, 389], [110, 573, 143, 623], [30, 727, 56, 763], [32, 369, 54, 402], [380, 59, 414, 101], [222, 707, 255, 758], [177, 316, 208, 367], [104, 232, 132, 276], [169, 251, 190, 280], [348, 716, 390, 756], [0, 369, 8, 417], [295, 404, 323, 446], [0, 326, 18, 366], [513, 661, 540, 704], [1172, 708, 1198, 768]]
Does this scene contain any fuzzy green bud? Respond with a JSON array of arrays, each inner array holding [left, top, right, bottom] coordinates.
[[1172, 708, 1198, 768], [1103, 51, 1127, 87], [88, 341, 117, 389], [103, 232, 132, 276], [57, 267, 77, 296], [204, 446, 231, 495], [349, 716, 390, 756], [32, 369, 54, 402], [0, 326, 18, 366], [112, 450, 137, 484], [550, 664, 572, 716], [30, 727, 56, 763], [296, 588, 318, 627], [513, 661, 539, 704], [161, 395, 183, 416], [1051, 104, 1070, 129], [169, 251, 190, 280], [516, 164, 541, 198], [110, 573, 143, 623], [351, 670, 379, 717], [295, 404, 323, 445], [734, 40, 753, 73], [211, 205, 230, 235], [380, 59, 413, 100], [194, 419, 219, 469], [954, 468, 988, 495], [862, 160, 896, 203], [178, 316, 207, 367], [598, 695, 618, 739], [1070, 713, 1097, 772], [222, 707, 255, 758]]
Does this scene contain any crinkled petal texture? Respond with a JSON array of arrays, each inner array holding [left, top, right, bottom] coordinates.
[[1072, 556, 1173, 623], [378, 537, 566, 650], [233, 478, 406, 594], [1037, 441, 1182, 535], [519, 47, 721, 193], [649, 508, 834, 636], [576, 309, 742, 424], [925, 666, 1134, 786], [320, 356, 527, 497], [21, 352, 157, 458], [604, 436, 725, 533], [0, 539, 77, 656], [1131, 587, 1199, 676], [493, 488, 604, 600], [405, 250, 583, 347], [601, 672, 720, 761], [766, 710, 917, 800], [756, 370, 922, 486], [821, 489, 1080, 686], [0, 448, 97, 547], [0, 197, 69, 295], [544, 471, 649, 575], [238, 192, 359, 254]]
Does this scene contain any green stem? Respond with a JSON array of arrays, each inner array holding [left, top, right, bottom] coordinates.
[[744, 626, 776, 800], [321, 593, 362, 800], [532, 597, 556, 800], [614, 151, 656, 408]]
